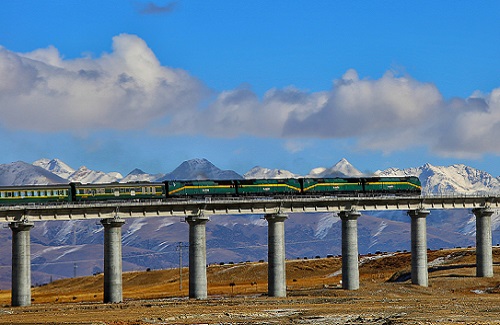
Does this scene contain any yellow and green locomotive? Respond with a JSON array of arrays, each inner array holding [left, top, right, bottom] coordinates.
[[0, 176, 421, 205]]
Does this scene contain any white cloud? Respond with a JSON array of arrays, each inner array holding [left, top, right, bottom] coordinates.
[[429, 89, 500, 158], [1, 34, 500, 159], [0, 34, 206, 132]]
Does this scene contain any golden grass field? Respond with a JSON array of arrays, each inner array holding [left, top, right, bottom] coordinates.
[[0, 247, 499, 324]]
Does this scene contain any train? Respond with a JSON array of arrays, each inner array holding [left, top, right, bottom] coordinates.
[[0, 176, 421, 205]]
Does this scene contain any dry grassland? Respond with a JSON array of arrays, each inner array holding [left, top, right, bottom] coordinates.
[[0, 248, 499, 324]]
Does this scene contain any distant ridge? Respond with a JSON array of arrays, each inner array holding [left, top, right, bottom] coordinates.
[[159, 158, 243, 181], [1, 156, 498, 194]]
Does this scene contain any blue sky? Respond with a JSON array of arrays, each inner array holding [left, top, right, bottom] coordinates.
[[1, 1, 499, 176]]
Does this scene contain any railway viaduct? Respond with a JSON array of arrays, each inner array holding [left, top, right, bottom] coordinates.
[[1, 194, 499, 306]]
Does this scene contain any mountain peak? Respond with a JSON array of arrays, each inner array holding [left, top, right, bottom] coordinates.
[[162, 158, 243, 180], [33, 158, 75, 179], [307, 158, 363, 178], [0, 161, 66, 185], [380, 163, 500, 194], [128, 168, 146, 176], [244, 166, 297, 179]]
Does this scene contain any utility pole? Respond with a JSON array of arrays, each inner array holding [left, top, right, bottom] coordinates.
[[176, 242, 189, 291]]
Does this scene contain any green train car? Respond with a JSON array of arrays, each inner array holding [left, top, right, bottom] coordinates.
[[363, 176, 421, 194], [166, 180, 236, 197], [0, 184, 72, 205], [0, 176, 421, 206], [71, 182, 165, 201], [236, 179, 302, 196], [301, 176, 421, 196], [302, 178, 363, 194]]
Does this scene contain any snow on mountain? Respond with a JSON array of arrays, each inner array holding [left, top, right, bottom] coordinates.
[[378, 163, 500, 194], [313, 213, 340, 239], [33, 158, 75, 180], [68, 166, 123, 184], [308, 167, 327, 177], [244, 166, 298, 179], [120, 168, 164, 183], [160, 158, 243, 180], [0, 161, 66, 185], [307, 158, 363, 178], [32, 158, 123, 184]]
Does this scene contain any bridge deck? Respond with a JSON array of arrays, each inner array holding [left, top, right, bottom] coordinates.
[[1, 194, 499, 222]]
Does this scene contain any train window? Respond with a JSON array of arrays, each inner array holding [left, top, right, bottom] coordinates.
[[0, 192, 4, 198], [27, 191, 33, 197]]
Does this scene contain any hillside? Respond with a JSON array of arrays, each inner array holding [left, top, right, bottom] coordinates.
[[0, 247, 499, 324]]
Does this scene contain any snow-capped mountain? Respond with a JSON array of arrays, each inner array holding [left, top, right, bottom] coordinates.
[[32, 159, 123, 184], [159, 158, 243, 181], [245, 158, 364, 179], [244, 166, 298, 179], [378, 163, 500, 194], [33, 158, 75, 180], [68, 166, 123, 184], [307, 158, 364, 178], [0, 161, 66, 185], [3, 157, 500, 194], [120, 168, 165, 183]]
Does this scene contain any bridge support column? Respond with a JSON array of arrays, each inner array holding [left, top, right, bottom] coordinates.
[[186, 214, 209, 299], [10, 221, 34, 307], [265, 213, 288, 297], [339, 210, 361, 290], [408, 209, 430, 287], [101, 218, 125, 303], [473, 208, 494, 277]]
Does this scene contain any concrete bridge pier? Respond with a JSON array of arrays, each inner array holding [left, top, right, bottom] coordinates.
[[9, 221, 35, 307], [186, 214, 209, 299], [339, 210, 361, 290], [101, 218, 125, 303], [408, 209, 430, 286], [473, 208, 494, 277], [265, 213, 288, 297]]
